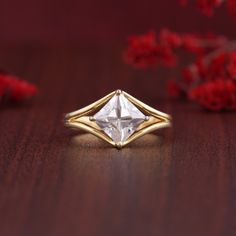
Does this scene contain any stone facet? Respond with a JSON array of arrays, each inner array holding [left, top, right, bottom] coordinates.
[[94, 93, 146, 143]]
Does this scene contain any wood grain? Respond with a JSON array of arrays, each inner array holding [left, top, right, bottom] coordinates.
[[0, 44, 235, 236]]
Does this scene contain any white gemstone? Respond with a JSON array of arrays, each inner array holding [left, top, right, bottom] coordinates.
[[94, 93, 146, 143]]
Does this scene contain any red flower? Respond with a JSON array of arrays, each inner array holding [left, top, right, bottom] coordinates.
[[167, 80, 181, 98], [182, 66, 198, 85], [160, 29, 182, 48], [182, 33, 226, 55], [207, 52, 227, 79], [123, 31, 159, 68], [8, 77, 37, 101], [182, 34, 205, 54], [189, 79, 236, 111], [0, 74, 37, 102], [195, 57, 208, 77], [157, 45, 178, 67]]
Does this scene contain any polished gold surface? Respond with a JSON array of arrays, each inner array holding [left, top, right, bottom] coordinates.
[[64, 90, 172, 148]]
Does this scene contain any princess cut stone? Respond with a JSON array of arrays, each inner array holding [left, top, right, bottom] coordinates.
[[94, 92, 146, 143]]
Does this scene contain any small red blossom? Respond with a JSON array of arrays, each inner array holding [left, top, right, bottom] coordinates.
[[7, 77, 37, 101], [182, 33, 227, 55], [0, 73, 37, 103], [157, 45, 178, 67], [123, 31, 159, 68], [195, 58, 208, 77], [182, 34, 205, 54], [207, 52, 227, 79], [160, 29, 182, 48], [182, 66, 198, 86], [189, 79, 236, 111]]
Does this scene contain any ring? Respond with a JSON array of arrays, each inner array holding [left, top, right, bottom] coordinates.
[[64, 90, 171, 149]]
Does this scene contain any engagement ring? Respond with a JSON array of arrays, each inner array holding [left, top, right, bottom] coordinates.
[[64, 90, 171, 148]]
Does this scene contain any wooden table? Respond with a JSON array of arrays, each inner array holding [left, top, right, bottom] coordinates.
[[0, 45, 235, 236]]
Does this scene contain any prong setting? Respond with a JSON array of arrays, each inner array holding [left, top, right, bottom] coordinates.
[[115, 142, 123, 149], [89, 116, 96, 121], [116, 89, 122, 95]]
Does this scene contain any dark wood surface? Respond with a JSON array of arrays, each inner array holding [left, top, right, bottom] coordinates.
[[0, 44, 236, 236]]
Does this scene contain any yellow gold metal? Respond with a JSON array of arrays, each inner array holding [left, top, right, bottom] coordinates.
[[64, 89, 171, 148]]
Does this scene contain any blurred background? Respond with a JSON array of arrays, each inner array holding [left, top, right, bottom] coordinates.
[[0, 2, 236, 236], [0, 0, 235, 44]]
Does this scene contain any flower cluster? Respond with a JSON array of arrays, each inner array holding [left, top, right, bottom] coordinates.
[[123, 31, 178, 68], [0, 71, 37, 103], [180, 0, 236, 20], [189, 79, 236, 111], [123, 29, 236, 111], [124, 29, 227, 68]]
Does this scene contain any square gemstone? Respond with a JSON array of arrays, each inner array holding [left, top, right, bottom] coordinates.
[[94, 92, 146, 143]]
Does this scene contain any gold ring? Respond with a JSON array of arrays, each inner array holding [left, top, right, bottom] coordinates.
[[64, 90, 171, 149]]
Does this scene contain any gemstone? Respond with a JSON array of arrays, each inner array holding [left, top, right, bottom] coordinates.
[[94, 92, 146, 143]]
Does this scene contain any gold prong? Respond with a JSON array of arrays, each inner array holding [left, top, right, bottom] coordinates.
[[89, 116, 96, 121], [116, 89, 122, 95], [115, 142, 123, 149]]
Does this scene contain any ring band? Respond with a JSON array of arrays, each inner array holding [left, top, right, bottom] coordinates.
[[64, 89, 171, 148]]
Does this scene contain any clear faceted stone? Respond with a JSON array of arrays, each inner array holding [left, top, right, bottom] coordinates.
[[94, 93, 146, 143]]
